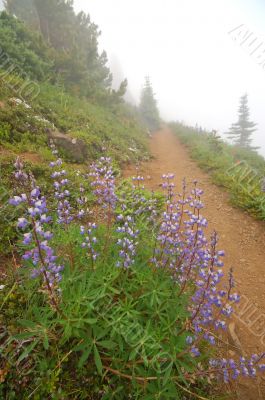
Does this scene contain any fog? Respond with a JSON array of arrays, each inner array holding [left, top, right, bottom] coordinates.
[[74, 0, 265, 158]]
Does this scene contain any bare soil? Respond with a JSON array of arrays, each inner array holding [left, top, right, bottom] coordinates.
[[123, 127, 265, 399]]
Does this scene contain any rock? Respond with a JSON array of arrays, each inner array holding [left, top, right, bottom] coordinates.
[[47, 129, 87, 163], [9, 97, 31, 109]]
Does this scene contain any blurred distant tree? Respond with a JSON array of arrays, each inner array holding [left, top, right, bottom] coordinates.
[[226, 93, 257, 150], [4, 0, 40, 30], [114, 78, 128, 98], [139, 77, 160, 131], [3, 0, 115, 101]]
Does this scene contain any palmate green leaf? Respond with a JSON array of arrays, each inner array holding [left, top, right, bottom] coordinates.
[[93, 326, 110, 341], [94, 344, 103, 375], [162, 382, 180, 398]]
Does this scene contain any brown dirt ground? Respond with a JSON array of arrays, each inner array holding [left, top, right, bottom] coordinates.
[[0, 147, 43, 164], [123, 127, 265, 399]]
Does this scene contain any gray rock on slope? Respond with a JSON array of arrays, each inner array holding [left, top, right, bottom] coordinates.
[[46, 129, 87, 163]]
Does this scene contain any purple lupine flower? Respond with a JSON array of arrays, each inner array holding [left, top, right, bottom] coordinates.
[[23, 233, 32, 245], [116, 215, 138, 268], [151, 177, 242, 351], [49, 155, 74, 225], [80, 223, 98, 265], [89, 157, 117, 215], [161, 173, 175, 200], [186, 336, 193, 345], [208, 354, 264, 382], [132, 175, 145, 189], [76, 184, 88, 219], [10, 157, 64, 291], [191, 346, 200, 357], [9, 196, 24, 206], [17, 217, 28, 229]]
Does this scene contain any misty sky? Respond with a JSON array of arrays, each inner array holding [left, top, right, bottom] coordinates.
[[74, 0, 265, 157]]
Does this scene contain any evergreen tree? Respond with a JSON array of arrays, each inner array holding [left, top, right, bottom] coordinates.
[[139, 77, 160, 131], [4, 0, 39, 31], [226, 93, 257, 149], [3, 1, 115, 101], [0, 11, 51, 80]]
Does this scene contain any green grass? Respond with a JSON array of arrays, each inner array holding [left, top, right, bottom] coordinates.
[[170, 122, 265, 220], [0, 77, 149, 165]]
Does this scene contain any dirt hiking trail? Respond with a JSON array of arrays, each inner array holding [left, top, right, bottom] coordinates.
[[123, 127, 265, 399]]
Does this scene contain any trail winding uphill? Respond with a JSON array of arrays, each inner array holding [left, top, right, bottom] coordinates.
[[123, 127, 265, 399]]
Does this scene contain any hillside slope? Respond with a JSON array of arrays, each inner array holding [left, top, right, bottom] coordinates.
[[0, 10, 149, 256]]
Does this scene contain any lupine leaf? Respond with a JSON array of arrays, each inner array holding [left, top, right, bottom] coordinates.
[[17, 340, 39, 364], [78, 344, 92, 368], [94, 344, 103, 375]]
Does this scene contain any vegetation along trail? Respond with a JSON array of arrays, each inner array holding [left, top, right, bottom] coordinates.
[[124, 126, 265, 399]]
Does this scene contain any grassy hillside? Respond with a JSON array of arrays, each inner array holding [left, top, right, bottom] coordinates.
[[170, 122, 265, 219], [0, 78, 149, 254], [0, 78, 149, 163], [0, 10, 149, 256]]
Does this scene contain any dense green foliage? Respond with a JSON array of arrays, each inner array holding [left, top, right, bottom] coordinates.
[[0, 227, 200, 399], [0, 12, 51, 81], [2, 1, 127, 101], [171, 122, 265, 219], [3, 150, 263, 399], [226, 93, 257, 150], [139, 77, 160, 132], [0, 168, 213, 399]]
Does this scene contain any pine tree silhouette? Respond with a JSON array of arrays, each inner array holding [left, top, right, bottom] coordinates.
[[226, 93, 258, 150]]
